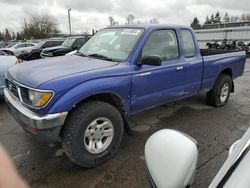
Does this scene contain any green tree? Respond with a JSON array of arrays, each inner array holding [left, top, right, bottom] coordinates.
[[4, 29, 11, 41], [16, 32, 22, 40], [214, 11, 221, 23], [0, 32, 3, 41], [204, 16, 211, 24], [223, 12, 230, 23], [11, 32, 16, 40], [210, 14, 215, 24], [190, 17, 201, 30]]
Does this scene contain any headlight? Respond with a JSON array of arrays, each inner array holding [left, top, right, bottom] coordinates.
[[20, 88, 53, 108]]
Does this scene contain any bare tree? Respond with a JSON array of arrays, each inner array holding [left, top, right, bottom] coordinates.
[[108, 16, 114, 26], [149, 18, 159, 24], [126, 14, 135, 24], [23, 14, 60, 39], [241, 13, 247, 22], [246, 14, 250, 22]]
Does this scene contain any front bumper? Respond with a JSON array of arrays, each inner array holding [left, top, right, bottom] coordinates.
[[4, 88, 68, 142], [40, 52, 53, 58]]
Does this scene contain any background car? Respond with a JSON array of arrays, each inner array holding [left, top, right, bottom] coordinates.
[[0, 50, 7, 55], [0, 42, 37, 56], [41, 36, 90, 57], [18, 39, 64, 60], [0, 41, 7, 48], [236, 41, 249, 54], [0, 55, 20, 98], [206, 40, 249, 54]]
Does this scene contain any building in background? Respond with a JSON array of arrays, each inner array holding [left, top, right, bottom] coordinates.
[[195, 21, 250, 48], [202, 21, 250, 29]]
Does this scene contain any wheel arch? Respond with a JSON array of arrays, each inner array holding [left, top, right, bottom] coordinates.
[[217, 68, 234, 92], [61, 92, 132, 136]]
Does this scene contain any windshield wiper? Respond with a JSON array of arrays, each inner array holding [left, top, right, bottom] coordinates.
[[87, 53, 115, 61]]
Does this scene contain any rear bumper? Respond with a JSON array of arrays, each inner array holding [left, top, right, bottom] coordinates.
[[4, 88, 68, 142]]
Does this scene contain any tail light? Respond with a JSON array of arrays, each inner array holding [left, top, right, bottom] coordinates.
[[15, 59, 20, 64]]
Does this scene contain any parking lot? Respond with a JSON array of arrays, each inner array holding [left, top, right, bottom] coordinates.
[[0, 58, 249, 188]]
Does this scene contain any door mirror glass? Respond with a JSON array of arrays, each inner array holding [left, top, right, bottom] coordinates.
[[145, 129, 198, 188], [141, 55, 161, 66]]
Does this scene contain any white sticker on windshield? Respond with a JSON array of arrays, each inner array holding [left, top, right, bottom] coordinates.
[[121, 29, 141, 35]]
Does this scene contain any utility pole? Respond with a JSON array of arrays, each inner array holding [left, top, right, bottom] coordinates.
[[68, 8, 72, 36]]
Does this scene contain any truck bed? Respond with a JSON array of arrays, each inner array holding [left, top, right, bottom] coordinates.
[[200, 49, 246, 91], [200, 49, 239, 56]]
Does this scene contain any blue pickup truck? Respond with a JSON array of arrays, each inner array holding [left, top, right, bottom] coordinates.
[[4, 24, 246, 167]]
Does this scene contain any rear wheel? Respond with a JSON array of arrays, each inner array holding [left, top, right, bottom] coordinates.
[[62, 101, 124, 167], [207, 74, 232, 107]]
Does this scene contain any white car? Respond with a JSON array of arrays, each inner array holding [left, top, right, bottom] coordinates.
[[1, 42, 37, 56], [145, 127, 250, 188], [0, 55, 19, 97]]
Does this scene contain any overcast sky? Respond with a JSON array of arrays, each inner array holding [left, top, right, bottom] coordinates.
[[0, 0, 249, 34]]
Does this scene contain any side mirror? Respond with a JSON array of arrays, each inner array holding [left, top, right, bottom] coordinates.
[[145, 129, 198, 188], [229, 139, 241, 156], [141, 55, 161, 66]]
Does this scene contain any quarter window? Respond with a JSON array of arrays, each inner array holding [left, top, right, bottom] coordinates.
[[180, 29, 196, 57], [142, 30, 179, 61]]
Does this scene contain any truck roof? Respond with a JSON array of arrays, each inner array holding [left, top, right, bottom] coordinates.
[[106, 24, 192, 30]]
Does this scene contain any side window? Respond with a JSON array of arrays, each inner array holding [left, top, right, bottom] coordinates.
[[44, 41, 54, 48], [142, 30, 179, 61], [54, 41, 63, 46], [26, 43, 35, 47], [16, 44, 25, 48], [180, 29, 196, 57]]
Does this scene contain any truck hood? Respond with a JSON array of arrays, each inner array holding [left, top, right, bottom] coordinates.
[[7, 55, 118, 88]]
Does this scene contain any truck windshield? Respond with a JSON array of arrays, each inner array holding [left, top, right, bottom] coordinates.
[[62, 38, 75, 47], [78, 28, 144, 62]]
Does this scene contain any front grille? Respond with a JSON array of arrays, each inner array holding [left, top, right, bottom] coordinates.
[[5, 79, 19, 99]]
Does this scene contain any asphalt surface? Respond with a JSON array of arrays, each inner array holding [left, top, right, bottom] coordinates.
[[0, 59, 250, 188]]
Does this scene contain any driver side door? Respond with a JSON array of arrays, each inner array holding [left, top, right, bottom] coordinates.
[[131, 29, 187, 113]]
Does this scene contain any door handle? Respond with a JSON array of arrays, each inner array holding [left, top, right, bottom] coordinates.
[[176, 66, 184, 72]]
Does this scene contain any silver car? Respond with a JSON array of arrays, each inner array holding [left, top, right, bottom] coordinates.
[[0, 55, 18, 96], [0, 42, 36, 56]]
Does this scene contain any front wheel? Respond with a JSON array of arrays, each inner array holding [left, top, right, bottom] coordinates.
[[207, 74, 232, 107], [62, 101, 124, 168]]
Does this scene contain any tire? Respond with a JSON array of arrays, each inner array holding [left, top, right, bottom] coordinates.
[[207, 74, 232, 107], [62, 101, 124, 168]]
